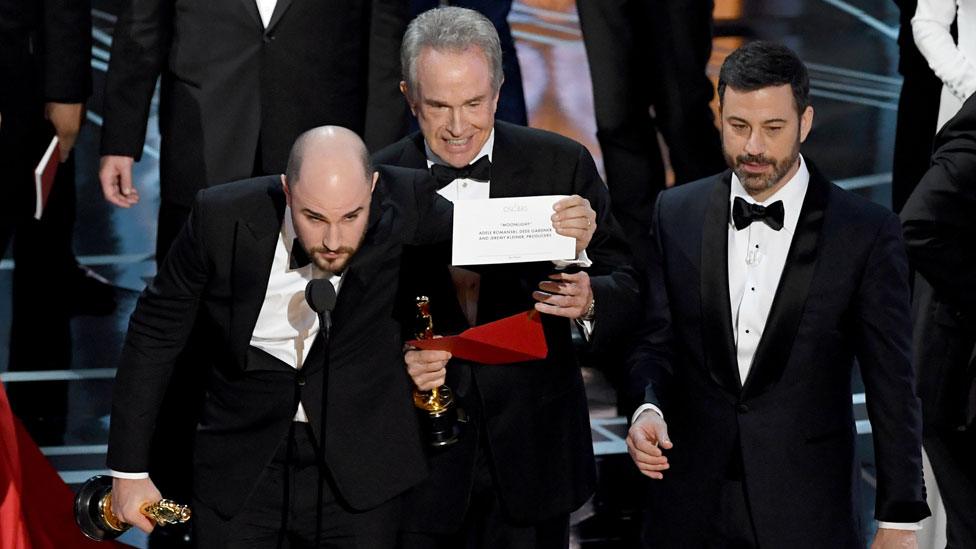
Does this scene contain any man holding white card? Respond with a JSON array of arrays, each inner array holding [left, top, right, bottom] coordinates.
[[373, 7, 637, 547]]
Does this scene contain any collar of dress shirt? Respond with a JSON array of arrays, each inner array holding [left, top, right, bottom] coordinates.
[[424, 128, 495, 172], [729, 154, 810, 235]]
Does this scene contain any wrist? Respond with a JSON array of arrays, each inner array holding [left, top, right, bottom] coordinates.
[[579, 297, 596, 321]]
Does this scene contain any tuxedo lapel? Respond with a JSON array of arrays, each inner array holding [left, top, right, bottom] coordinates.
[[700, 173, 741, 395], [488, 122, 533, 199], [265, 0, 293, 34], [741, 166, 829, 399], [239, 0, 262, 30], [231, 183, 286, 369]]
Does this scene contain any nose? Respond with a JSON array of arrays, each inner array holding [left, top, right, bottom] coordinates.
[[744, 130, 765, 156], [321, 224, 341, 251], [447, 108, 465, 136]]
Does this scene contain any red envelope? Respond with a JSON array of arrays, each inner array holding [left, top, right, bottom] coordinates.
[[33, 136, 61, 220], [407, 310, 548, 364]]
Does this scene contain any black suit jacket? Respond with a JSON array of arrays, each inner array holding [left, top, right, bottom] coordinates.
[[107, 166, 452, 518], [373, 121, 639, 528], [629, 164, 929, 547], [0, 0, 90, 103], [902, 93, 976, 433], [100, 0, 407, 208]]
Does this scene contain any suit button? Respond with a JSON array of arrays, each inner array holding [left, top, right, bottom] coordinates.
[[297, 374, 306, 387], [736, 404, 749, 414]]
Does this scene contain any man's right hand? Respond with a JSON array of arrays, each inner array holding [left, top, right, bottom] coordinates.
[[626, 410, 673, 480], [111, 476, 161, 534], [404, 348, 451, 390], [99, 155, 139, 207]]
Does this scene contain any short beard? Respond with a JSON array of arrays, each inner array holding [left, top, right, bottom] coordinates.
[[725, 141, 801, 196], [301, 228, 367, 275]]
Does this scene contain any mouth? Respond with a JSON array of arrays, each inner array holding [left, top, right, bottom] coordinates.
[[740, 161, 771, 174], [443, 136, 472, 148]]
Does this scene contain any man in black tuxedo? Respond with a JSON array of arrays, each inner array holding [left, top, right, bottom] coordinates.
[[902, 93, 976, 548], [97, 0, 409, 260], [106, 127, 452, 547], [626, 41, 930, 548], [373, 8, 637, 547]]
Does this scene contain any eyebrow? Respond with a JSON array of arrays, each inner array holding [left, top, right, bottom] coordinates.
[[301, 206, 364, 221], [424, 94, 488, 107], [726, 116, 788, 125]]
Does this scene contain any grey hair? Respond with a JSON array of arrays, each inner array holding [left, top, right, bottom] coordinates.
[[285, 126, 373, 187], [401, 7, 503, 98]]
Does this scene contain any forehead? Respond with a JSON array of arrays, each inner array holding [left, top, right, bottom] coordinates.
[[292, 157, 370, 215], [415, 47, 493, 94], [722, 84, 798, 122]]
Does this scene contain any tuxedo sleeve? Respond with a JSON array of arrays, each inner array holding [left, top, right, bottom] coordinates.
[[570, 144, 641, 352], [625, 194, 675, 413], [107, 190, 212, 473], [362, 0, 409, 151], [901, 139, 976, 324], [99, 0, 171, 158], [41, 0, 91, 102], [853, 213, 931, 523]]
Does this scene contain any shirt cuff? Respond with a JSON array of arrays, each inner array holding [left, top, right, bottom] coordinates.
[[553, 249, 593, 269], [575, 318, 594, 341], [877, 521, 922, 531], [110, 470, 150, 480], [632, 403, 664, 424]]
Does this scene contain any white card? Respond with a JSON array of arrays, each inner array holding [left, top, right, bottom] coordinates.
[[452, 195, 576, 266]]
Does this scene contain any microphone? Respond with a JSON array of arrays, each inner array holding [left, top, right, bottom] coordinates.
[[305, 278, 337, 339]]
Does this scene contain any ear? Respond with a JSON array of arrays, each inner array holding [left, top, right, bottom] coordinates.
[[799, 105, 814, 143], [281, 174, 291, 203], [490, 79, 503, 112], [399, 81, 417, 116], [371, 171, 379, 193]]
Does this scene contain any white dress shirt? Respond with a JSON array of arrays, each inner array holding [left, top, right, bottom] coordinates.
[[728, 156, 809, 384], [255, 0, 277, 28], [112, 206, 340, 480], [250, 206, 342, 422]]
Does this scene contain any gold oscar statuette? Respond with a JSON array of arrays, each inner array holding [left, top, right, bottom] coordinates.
[[413, 296, 460, 446], [74, 475, 191, 541]]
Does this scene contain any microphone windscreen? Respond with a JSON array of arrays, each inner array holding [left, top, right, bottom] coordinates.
[[305, 279, 337, 314]]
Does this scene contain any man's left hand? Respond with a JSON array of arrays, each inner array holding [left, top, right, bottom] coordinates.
[[870, 529, 918, 549], [44, 102, 85, 161], [552, 195, 596, 257], [533, 271, 593, 319]]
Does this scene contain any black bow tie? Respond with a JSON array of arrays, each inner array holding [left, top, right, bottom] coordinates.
[[290, 238, 311, 269], [429, 156, 491, 188], [732, 197, 785, 231]]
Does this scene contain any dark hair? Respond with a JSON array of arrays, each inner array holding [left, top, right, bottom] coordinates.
[[718, 41, 810, 113]]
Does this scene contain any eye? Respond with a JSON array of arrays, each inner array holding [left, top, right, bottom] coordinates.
[[343, 213, 359, 223], [766, 126, 784, 133]]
